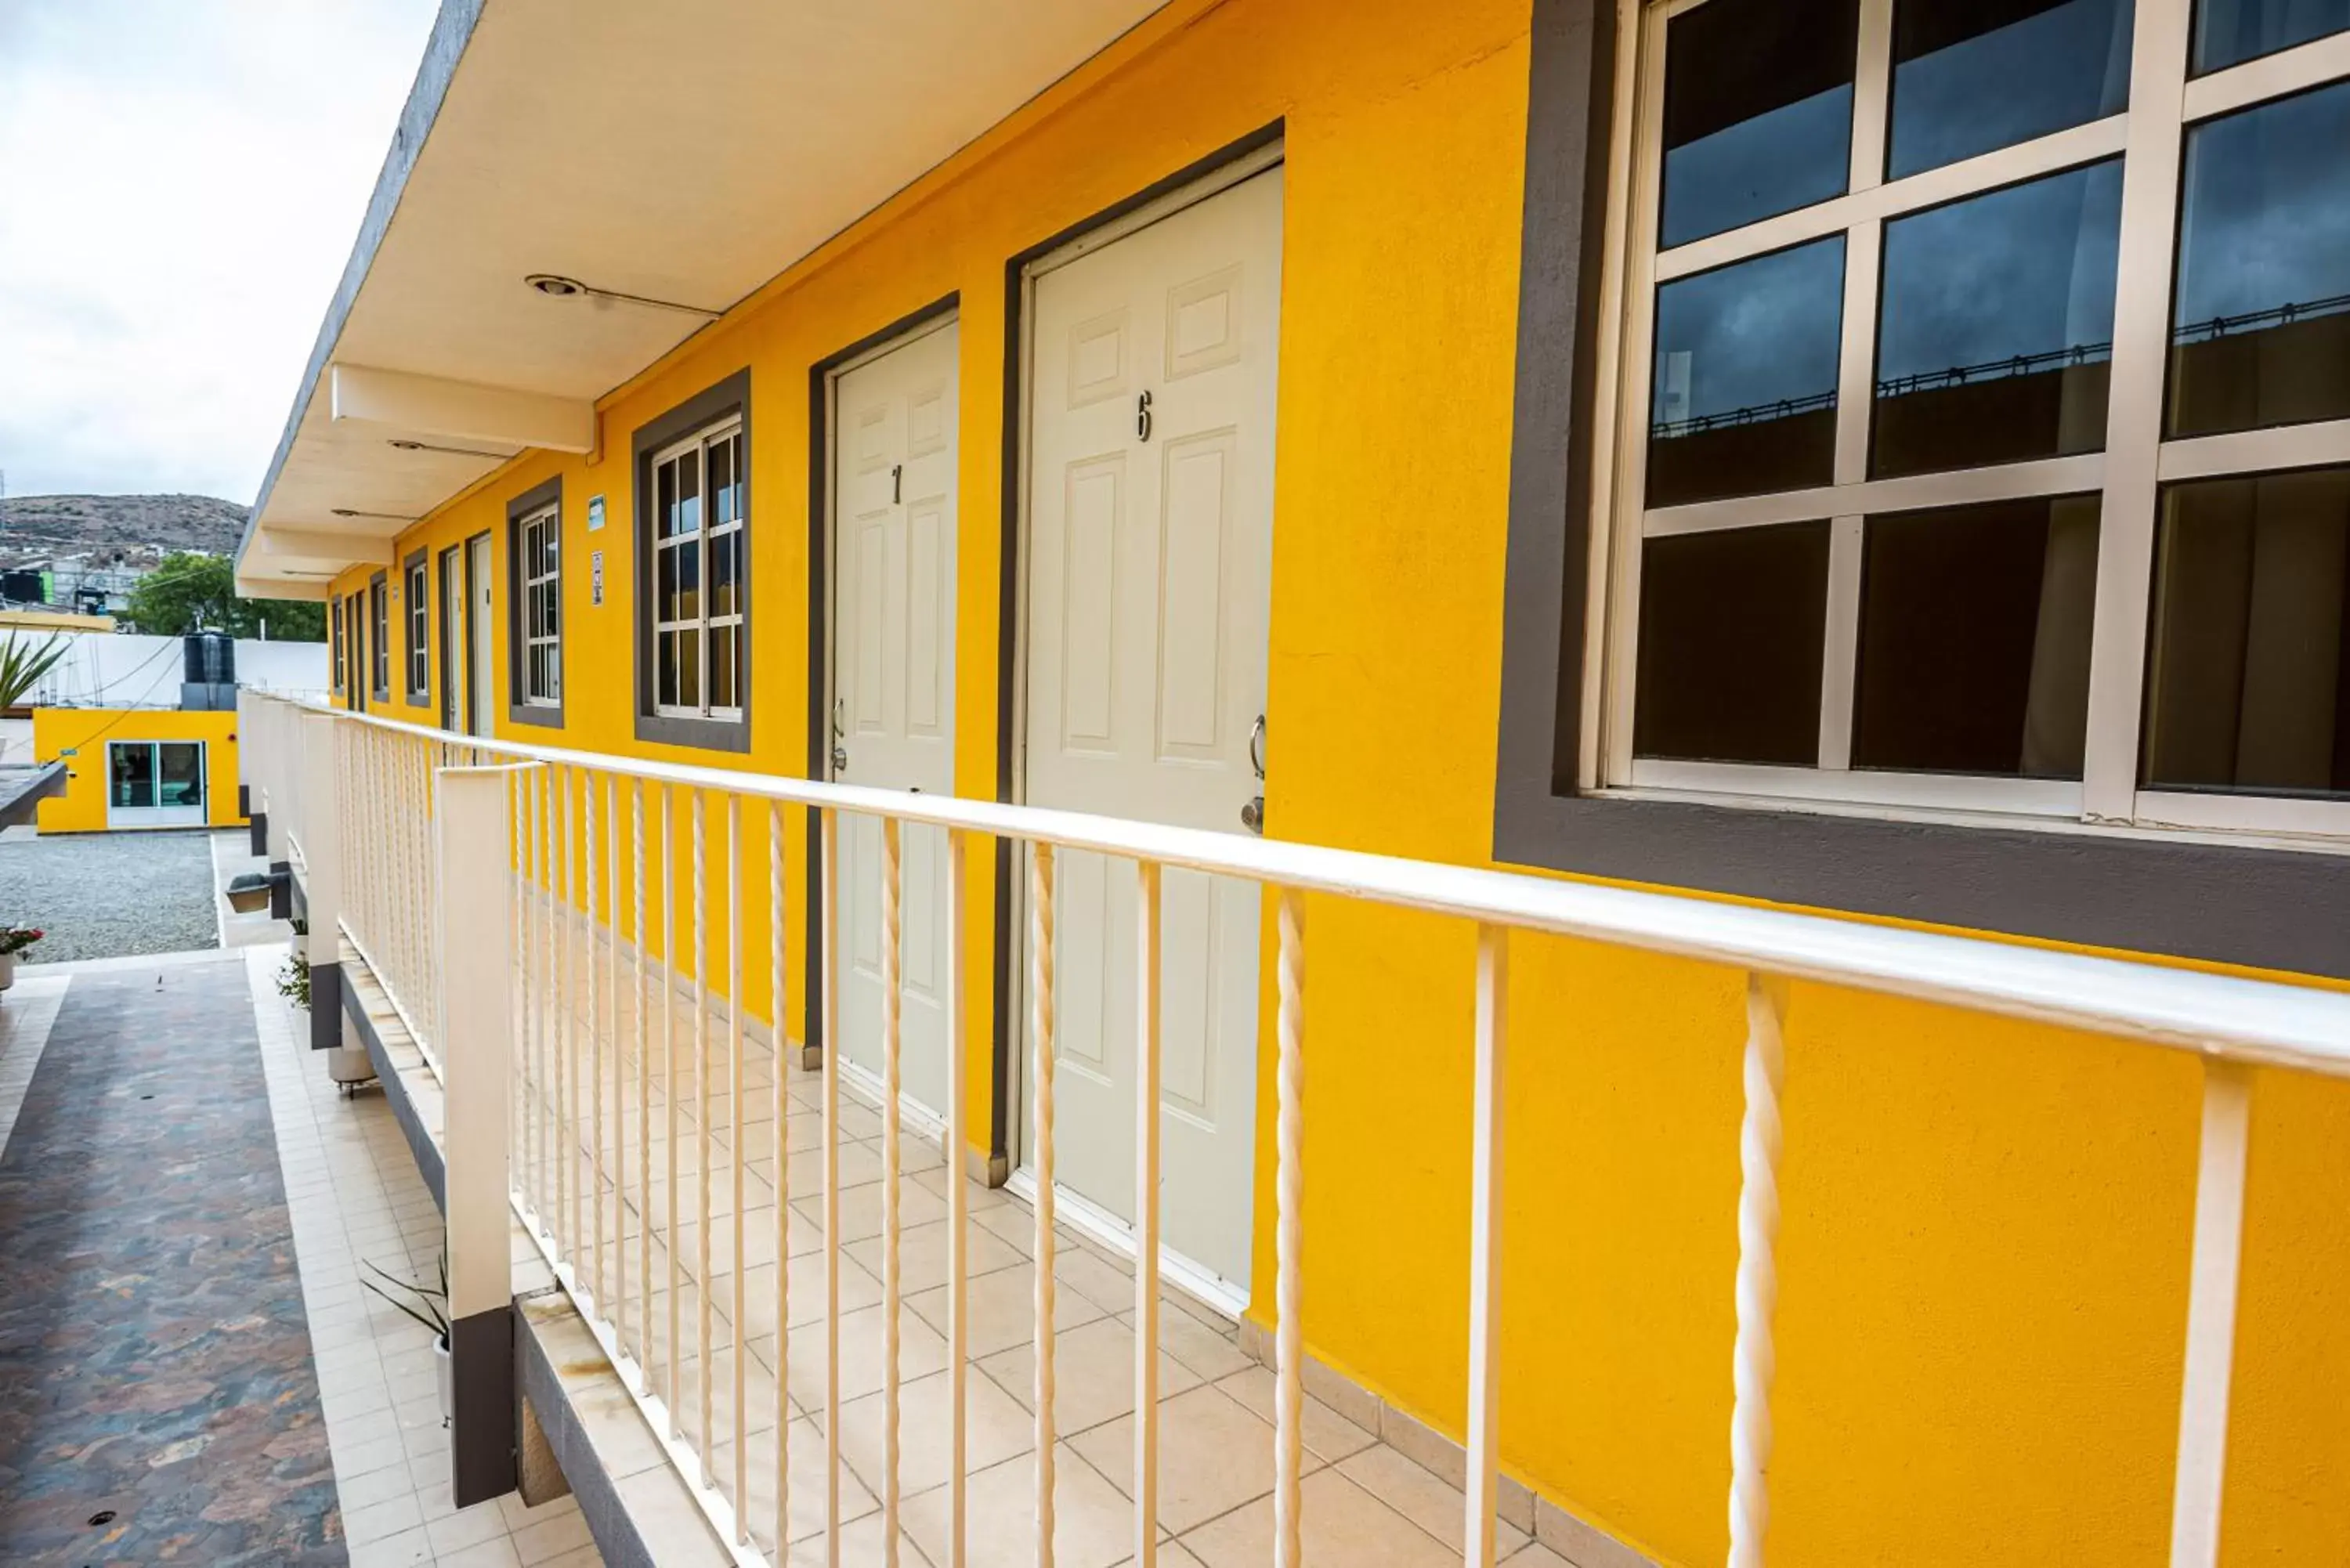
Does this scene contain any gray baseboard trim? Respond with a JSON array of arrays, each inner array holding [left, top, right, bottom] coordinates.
[[247, 805, 265, 854], [269, 860, 292, 919], [1233, 1321, 1661, 1568], [452, 1304, 517, 1507], [308, 959, 343, 1052], [342, 974, 446, 1212]]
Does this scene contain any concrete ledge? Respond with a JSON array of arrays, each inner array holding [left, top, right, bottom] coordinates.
[[515, 1290, 732, 1568], [1235, 1318, 1662, 1568], [338, 941, 446, 1211]]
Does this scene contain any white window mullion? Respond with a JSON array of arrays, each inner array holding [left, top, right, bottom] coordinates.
[[1816, 514, 1866, 771], [2081, 0, 2195, 823], [1848, 0, 1894, 197], [1602, 0, 1673, 788]]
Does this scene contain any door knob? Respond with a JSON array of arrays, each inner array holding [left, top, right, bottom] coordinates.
[[1241, 796, 1264, 835], [832, 745, 848, 773]]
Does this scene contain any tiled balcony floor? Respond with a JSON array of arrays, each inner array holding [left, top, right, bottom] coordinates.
[[515, 925, 1575, 1568]]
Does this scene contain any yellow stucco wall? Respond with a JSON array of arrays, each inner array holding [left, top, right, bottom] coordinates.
[[32, 706, 246, 833], [314, 0, 2350, 1561]]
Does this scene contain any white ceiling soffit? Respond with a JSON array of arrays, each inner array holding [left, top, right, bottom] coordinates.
[[237, 0, 1168, 588]]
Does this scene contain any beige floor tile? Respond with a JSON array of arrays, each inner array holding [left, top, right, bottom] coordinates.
[[786, 1299, 950, 1405], [836, 1363, 1037, 1498], [847, 1215, 1025, 1296], [1213, 1365, 1377, 1462], [907, 1261, 1108, 1359], [1144, 1310, 1252, 1383], [902, 1443, 1138, 1568], [1338, 1442, 1530, 1558], [1070, 1384, 1307, 1534], [978, 1314, 1204, 1438], [783, 1511, 931, 1566], [1180, 1465, 1459, 1568]]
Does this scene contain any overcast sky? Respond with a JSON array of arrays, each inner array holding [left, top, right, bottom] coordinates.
[[0, 0, 438, 504]]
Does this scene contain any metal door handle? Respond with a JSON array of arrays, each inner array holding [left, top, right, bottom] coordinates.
[[1249, 713, 1266, 781], [832, 745, 848, 773], [1241, 796, 1264, 835]]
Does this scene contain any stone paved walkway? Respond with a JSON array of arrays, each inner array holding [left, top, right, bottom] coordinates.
[[0, 950, 345, 1566]]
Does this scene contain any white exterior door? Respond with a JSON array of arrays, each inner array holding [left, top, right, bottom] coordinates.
[[467, 533, 494, 735], [1021, 165, 1282, 1295], [831, 319, 960, 1121], [439, 549, 463, 732]]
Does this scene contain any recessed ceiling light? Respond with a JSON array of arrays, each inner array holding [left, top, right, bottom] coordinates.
[[522, 272, 721, 318], [388, 438, 515, 460]]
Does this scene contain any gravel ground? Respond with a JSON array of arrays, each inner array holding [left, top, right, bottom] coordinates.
[[0, 826, 219, 963]]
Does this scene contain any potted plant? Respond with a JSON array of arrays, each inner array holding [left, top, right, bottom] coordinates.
[[0, 926, 45, 992], [363, 1256, 452, 1424]]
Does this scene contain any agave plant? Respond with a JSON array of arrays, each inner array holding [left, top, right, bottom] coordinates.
[[0, 634, 67, 712], [362, 1255, 450, 1343]]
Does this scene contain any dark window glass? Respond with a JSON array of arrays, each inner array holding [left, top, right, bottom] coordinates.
[[1888, 0, 2133, 179], [658, 633, 679, 709], [159, 743, 203, 807], [111, 744, 155, 810], [709, 625, 737, 710], [1660, 0, 1858, 247], [1874, 161, 2122, 477], [2194, 0, 2350, 71], [678, 628, 702, 711], [1853, 496, 2100, 775], [2143, 467, 2350, 797], [2168, 81, 2350, 437], [676, 450, 702, 536], [657, 461, 678, 540], [711, 532, 736, 620], [1635, 521, 1831, 764], [1649, 237, 1845, 507], [677, 537, 701, 622]]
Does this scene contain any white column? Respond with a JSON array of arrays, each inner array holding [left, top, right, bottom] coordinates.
[[437, 760, 520, 1508]]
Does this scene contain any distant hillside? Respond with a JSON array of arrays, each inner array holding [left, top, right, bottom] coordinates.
[[0, 493, 248, 566]]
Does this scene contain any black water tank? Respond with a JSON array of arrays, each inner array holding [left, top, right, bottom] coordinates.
[[183, 630, 237, 685]]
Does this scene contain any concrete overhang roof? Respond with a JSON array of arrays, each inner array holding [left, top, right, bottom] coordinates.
[[235, 0, 1166, 600]]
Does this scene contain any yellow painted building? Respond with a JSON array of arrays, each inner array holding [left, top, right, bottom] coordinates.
[[32, 707, 245, 833], [235, 0, 2350, 1560]]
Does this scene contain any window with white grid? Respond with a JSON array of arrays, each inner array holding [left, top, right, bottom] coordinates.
[[1596, 0, 2350, 836], [519, 504, 562, 706], [649, 419, 745, 721], [405, 555, 428, 701]]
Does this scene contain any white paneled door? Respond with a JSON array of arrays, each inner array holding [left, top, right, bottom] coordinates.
[[1022, 165, 1282, 1295], [833, 317, 960, 1121], [467, 533, 494, 736]]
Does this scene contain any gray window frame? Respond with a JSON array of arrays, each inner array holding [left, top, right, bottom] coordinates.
[[369, 572, 389, 703], [631, 369, 752, 753], [1491, 0, 2350, 980], [504, 477, 565, 729], [403, 547, 430, 707]]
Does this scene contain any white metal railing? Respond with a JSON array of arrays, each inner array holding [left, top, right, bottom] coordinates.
[[238, 690, 2350, 1568]]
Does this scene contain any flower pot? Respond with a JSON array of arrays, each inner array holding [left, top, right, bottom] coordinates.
[[436, 1332, 453, 1425], [0, 953, 15, 992]]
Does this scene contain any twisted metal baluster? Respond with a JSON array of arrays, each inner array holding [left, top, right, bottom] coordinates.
[[1727, 974, 1790, 1568], [1273, 890, 1306, 1568], [1030, 844, 1058, 1568]]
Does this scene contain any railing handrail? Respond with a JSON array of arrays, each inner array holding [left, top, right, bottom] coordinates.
[[244, 692, 2350, 1075]]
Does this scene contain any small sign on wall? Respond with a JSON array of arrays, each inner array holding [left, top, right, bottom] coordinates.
[[591, 549, 605, 606], [587, 494, 607, 533]]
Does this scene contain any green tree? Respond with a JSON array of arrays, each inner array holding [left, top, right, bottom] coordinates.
[[122, 551, 325, 641]]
